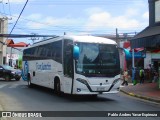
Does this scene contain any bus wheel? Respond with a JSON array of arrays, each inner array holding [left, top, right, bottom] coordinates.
[[54, 80, 61, 95]]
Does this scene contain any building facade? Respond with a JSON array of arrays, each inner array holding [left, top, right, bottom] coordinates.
[[131, 0, 160, 73], [0, 17, 8, 65], [6, 39, 29, 68]]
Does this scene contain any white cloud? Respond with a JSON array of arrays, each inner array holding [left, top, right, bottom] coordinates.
[[17, 3, 149, 35], [142, 12, 149, 20], [3, 0, 35, 4], [26, 21, 46, 29], [85, 11, 140, 31], [25, 14, 80, 30], [27, 14, 42, 20], [3, 0, 25, 4], [125, 8, 139, 18], [24, 9, 146, 34], [83, 1, 148, 33], [85, 7, 104, 15]]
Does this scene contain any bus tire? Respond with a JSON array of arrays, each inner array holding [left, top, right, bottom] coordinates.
[[27, 74, 32, 88], [54, 78, 61, 95]]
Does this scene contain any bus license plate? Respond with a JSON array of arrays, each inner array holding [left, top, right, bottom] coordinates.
[[97, 87, 105, 91]]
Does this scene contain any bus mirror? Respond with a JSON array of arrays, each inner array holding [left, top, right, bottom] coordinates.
[[73, 45, 80, 60]]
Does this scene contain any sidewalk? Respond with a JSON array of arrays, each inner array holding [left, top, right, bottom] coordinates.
[[120, 82, 160, 103]]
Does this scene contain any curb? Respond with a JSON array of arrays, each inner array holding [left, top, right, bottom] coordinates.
[[120, 89, 160, 104]]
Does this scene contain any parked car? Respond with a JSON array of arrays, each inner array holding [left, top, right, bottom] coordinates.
[[0, 65, 21, 81]]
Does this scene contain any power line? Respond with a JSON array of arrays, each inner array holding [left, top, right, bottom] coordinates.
[[0, 0, 146, 38], [29, 0, 145, 5], [9, 0, 28, 35], [6, 0, 28, 67], [1, 0, 6, 14], [7, 0, 12, 16]]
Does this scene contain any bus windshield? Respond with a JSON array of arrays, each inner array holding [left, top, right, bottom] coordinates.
[[75, 42, 120, 77]]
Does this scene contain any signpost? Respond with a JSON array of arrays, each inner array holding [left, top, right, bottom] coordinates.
[[132, 49, 136, 85], [159, 67, 160, 89]]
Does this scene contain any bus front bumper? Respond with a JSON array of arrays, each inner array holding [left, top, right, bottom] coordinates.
[[73, 78, 121, 95]]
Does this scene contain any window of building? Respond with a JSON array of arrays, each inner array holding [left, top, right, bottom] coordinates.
[[155, 0, 160, 23]]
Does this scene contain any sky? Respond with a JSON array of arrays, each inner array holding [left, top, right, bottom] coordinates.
[[0, 0, 149, 44]]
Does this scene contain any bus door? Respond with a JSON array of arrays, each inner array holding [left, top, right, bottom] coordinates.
[[63, 39, 74, 94]]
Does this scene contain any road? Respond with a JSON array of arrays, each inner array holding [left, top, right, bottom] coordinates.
[[0, 79, 160, 120]]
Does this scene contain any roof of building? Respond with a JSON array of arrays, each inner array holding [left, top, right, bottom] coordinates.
[[6, 39, 14, 45], [130, 25, 160, 49], [132, 25, 160, 40], [6, 39, 29, 47]]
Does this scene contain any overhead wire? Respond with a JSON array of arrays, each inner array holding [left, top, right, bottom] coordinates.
[[3, 0, 145, 40], [0, 0, 147, 32], [9, 0, 29, 35], [7, 0, 12, 17], [9, 14, 145, 28], [2, 0, 6, 14], [3, 0, 29, 46], [29, 0, 145, 5]]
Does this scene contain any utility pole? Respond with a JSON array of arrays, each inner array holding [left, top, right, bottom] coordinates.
[[29, 33, 39, 44], [132, 32, 137, 84], [116, 28, 119, 47], [8, 0, 28, 67], [9, 47, 13, 67]]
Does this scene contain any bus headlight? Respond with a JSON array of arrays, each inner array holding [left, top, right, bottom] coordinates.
[[76, 78, 88, 85], [113, 78, 120, 85]]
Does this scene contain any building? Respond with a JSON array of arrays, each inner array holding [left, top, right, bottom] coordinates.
[[0, 17, 8, 65], [6, 39, 29, 68], [120, 41, 145, 70], [131, 0, 160, 73]]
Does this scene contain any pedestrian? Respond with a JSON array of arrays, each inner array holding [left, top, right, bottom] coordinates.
[[121, 69, 128, 86], [139, 67, 145, 84], [152, 71, 158, 83], [148, 64, 154, 82]]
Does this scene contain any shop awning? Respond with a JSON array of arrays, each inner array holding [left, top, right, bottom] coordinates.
[[129, 48, 144, 52], [130, 25, 160, 49], [123, 48, 146, 60], [123, 41, 144, 52]]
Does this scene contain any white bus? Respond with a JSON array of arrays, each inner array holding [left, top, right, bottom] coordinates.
[[22, 35, 121, 95]]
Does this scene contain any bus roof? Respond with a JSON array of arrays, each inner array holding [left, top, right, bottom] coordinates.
[[64, 35, 117, 45], [24, 35, 117, 50]]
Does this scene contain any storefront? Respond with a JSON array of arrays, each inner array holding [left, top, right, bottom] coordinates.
[[121, 41, 145, 70], [130, 0, 160, 86]]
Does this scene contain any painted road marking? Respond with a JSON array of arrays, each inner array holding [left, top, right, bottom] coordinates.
[[0, 84, 27, 89], [8, 84, 19, 88], [0, 84, 7, 88]]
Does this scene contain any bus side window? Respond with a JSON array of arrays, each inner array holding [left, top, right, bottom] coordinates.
[[51, 41, 62, 63]]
